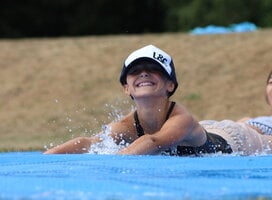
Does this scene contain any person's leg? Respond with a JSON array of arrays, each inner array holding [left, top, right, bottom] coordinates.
[[200, 120, 272, 155]]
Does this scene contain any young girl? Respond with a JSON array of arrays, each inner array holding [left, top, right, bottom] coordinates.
[[44, 45, 271, 155]]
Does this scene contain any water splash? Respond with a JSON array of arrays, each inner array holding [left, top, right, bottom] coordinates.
[[87, 101, 131, 154], [88, 125, 127, 155]]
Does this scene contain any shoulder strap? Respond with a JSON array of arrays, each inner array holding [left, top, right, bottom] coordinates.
[[134, 111, 145, 137], [134, 101, 176, 137], [165, 101, 176, 120]]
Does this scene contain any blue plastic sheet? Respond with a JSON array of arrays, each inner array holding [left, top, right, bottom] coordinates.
[[191, 22, 257, 35], [0, 152, 272, 199]]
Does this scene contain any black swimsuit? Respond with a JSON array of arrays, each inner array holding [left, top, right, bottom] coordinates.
[[133, 101, 232, 156]]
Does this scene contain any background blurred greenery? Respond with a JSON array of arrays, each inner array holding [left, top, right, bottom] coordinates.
[[1, 0, 272, 38]]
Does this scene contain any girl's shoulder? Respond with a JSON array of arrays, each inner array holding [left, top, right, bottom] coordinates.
[[109, 112, 137, 142], [172, 102, 195, 118], [167, 102, 199, 128], [110, 112, 134, 130]]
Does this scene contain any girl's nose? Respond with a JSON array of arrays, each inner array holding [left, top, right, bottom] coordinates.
[[139, 71, 149, 78]]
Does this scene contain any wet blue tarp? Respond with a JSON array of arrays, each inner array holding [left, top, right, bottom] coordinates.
[[0, 152, 272, 199]]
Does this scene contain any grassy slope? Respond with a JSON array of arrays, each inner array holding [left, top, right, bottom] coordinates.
[[0, 29, 271, 151]]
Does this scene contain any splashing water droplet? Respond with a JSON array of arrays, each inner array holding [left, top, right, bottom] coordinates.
[[88, 125, 127, 155]]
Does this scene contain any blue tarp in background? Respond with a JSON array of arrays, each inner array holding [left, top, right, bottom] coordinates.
[[191, 22, 257, 35]]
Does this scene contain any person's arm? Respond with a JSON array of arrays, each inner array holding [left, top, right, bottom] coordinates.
[[117, 111, 206, 155], [44, 118, 133, 154], [44, 136, 101, 154]]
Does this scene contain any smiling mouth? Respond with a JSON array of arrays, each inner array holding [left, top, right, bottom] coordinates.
[[136, 81, 155, 87]]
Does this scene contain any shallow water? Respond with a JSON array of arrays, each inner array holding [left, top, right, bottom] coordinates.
[[0, 152, 272, 199]]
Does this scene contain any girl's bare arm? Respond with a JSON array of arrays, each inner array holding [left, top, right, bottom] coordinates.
[[44, 136, 101, 154]]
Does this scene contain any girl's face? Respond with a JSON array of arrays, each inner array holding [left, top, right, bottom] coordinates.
[[266, 72, 272, 106], [124, 63, 175, 99]]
